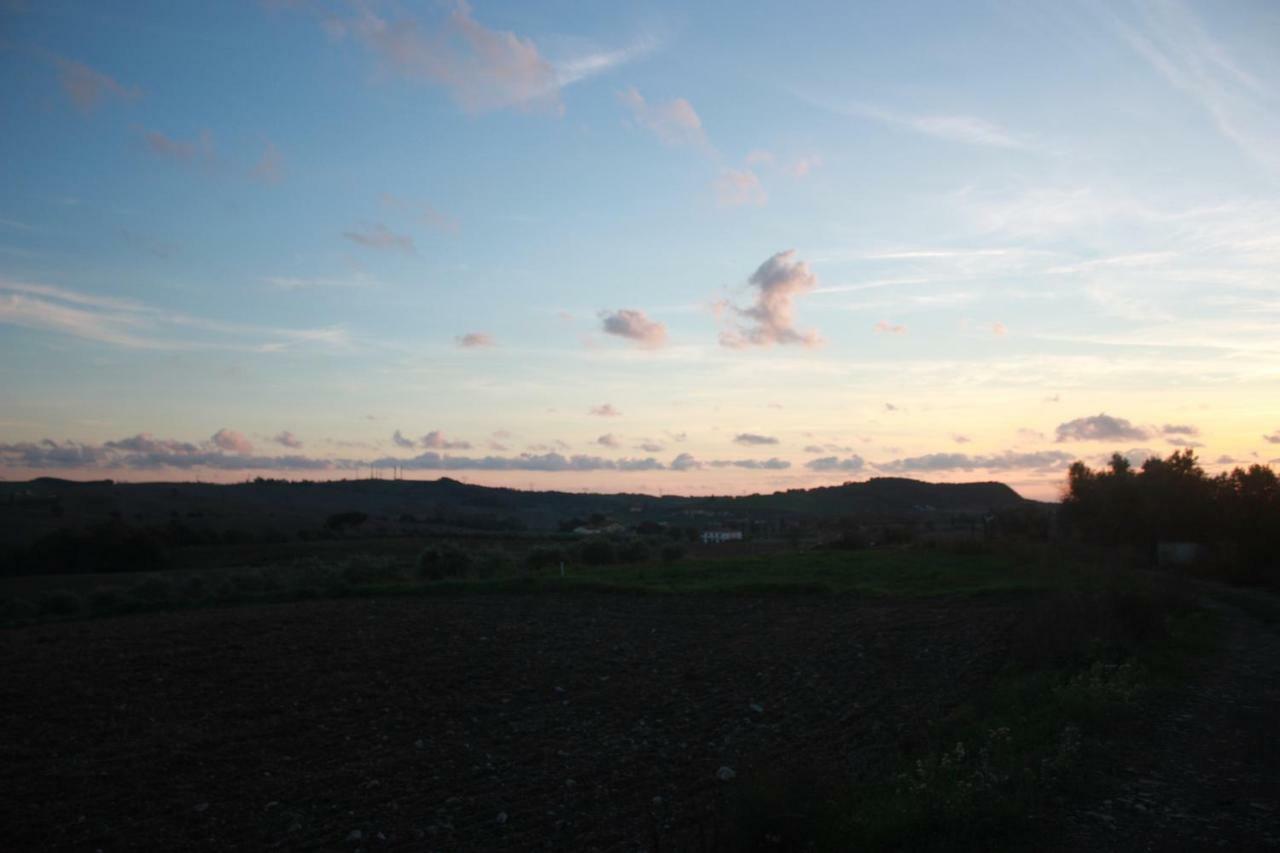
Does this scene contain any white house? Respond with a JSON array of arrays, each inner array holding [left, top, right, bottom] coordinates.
[[700, 528, 743, 544]]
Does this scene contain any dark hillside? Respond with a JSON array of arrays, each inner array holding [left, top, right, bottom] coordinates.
[[0, 475, 1032, 553]]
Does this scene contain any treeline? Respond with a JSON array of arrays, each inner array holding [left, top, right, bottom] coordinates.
[[0, 518, 292, 576], [1063, 449, 1278, 584]]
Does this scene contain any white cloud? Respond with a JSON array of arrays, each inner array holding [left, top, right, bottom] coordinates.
[[211, 428, 254, 454], [421, 430, 471, 450], [720, 250, 821, 348], [273, 431, 303, 449], [1055, 413, 1152, 443], [734, 433, 778, 446], [876, 450, 1074, 473], [457, 331, 496, 348], [806, 455, 865, 472], [600, 308, 667, 348]]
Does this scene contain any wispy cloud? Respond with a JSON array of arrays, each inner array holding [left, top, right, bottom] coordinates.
[[715, 168, 766, 207], [143, 129, 215, 164], [252, 141, 285, 184], [319, 0, 562, 114], [0, 278, 351, 351], [784, 155, 822, 178], [552, 33, 660, 86], [381, 193, 459, 235], [52, 55, 141, 113], [263, 274, 378, 291], [1106, 0, 1280, 175], [795, 92, 1028, 149], [618, 87, 707, 147], [343, 223, 415, 253]]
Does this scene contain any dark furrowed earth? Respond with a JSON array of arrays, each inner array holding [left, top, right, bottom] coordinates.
[[0, 594, 1019, 851]]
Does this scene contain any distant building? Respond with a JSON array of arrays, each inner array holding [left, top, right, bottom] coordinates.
[[700, 528, 743, 544]]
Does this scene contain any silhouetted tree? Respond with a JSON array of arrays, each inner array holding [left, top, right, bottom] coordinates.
[[1063, 450, 1279, 583]]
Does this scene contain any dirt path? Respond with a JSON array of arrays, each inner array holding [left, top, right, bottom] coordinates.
[[1051, 587, 1280, 851]]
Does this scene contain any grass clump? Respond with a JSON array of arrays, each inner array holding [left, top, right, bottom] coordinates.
[[712, 560, 1215, 851]]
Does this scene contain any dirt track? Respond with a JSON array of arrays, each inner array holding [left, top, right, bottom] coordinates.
[[0, 594, 1016, 851], [1050, 590, 1280, 851]]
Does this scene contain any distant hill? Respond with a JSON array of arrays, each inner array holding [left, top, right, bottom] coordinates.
[[0, 475, 1033, 548], [728, 477, 1027, 516]]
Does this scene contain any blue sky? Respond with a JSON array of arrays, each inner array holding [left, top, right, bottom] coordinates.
[[2, 0, 1279, 498]]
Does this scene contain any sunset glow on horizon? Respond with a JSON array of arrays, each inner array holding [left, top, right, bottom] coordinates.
[[3, 1, 1279, 501]]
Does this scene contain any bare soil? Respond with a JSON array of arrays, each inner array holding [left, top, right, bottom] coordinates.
[[0, 594, 1017, 851]]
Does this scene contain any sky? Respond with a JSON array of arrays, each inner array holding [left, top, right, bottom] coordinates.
[[1, 0, 1279, 500]]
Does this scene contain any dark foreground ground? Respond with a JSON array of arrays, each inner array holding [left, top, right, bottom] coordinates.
[[1048, 593, 1280, 852], [0, 594, 1016, 851]]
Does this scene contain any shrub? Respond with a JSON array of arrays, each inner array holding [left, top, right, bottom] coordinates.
[[21, 522, 168, 575], [89, 588, 123, 613], [526, 545, 564, 573], [129, 576, 173, 606], [342, 555, 400, 585], [210, 578, 243, 604], [661, 545, 685, 564], [417, 544, 472, 580], [943, 538, 989, 556], [179, 575, 207, 602], [879, 526, 915, 546], [475, 550, 515, 578], [828, 530, 868, 550], [0, 598, 38, 623], [231, 573, 267, 595], [579, 539, 616, 566], [37, 590, 81, 616], [617, 540, 650, 564]]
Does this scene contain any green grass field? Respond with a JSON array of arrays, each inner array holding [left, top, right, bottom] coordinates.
[[1, 542, 1063, 626], [567, 547, 1049, 596]]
